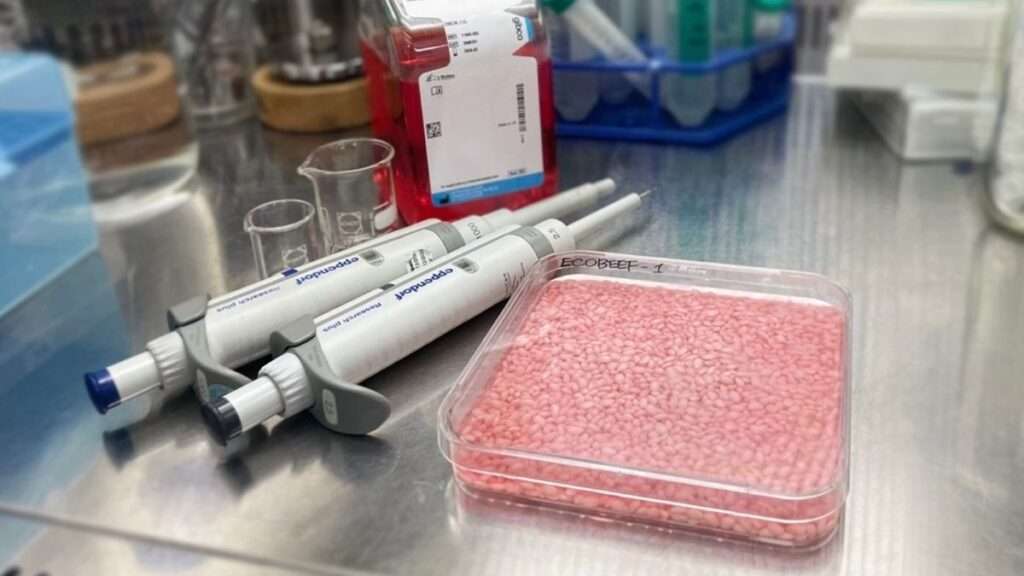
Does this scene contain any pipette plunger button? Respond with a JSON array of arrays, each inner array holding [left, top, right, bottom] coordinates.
[[84, 369, 120, 414], [202, 397, 242, 447]]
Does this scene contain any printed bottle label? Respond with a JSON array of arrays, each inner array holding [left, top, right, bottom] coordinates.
[[408, 3, 544, 206]]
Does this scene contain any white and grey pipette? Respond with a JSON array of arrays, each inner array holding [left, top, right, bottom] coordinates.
[[202, 192, 648, 444], [84, 179, 617, 415]]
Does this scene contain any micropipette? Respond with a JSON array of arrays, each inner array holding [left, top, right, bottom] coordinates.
[[84, 179, 617, 415], [202, 191, 649, 445]]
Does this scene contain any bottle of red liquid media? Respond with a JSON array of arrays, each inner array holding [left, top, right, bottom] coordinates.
[[359, 0, 558, 223]]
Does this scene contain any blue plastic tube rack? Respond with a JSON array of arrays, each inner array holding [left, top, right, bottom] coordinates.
[[553, 12, 797, 145]]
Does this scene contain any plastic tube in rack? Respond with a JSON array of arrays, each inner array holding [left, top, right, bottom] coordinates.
[[83, 179, 617, 416], [652, 0, 716, 127], [547, 0, 651, 99], [202, 192, 649, 445], [715, 0, 752, 111]]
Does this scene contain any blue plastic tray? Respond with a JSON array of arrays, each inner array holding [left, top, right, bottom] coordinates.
[[0, 53, 75, 176], [0, 53, 94, 317], [0, 110, 74, 166], [553, 12, 797, 145]]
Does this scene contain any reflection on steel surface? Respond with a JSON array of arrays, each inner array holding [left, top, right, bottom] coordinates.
[[1, 85, 1023, 574]]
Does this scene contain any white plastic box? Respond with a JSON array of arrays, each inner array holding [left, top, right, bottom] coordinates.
[[827, 0, 1008, 95], [851, 89, 998, 162]]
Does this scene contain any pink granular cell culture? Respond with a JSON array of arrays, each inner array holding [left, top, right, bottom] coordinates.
[[452, 276, 847, 547]]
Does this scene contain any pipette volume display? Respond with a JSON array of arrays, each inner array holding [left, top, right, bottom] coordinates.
[[84, 179, 617, 416], [202, 192, 648, 445]]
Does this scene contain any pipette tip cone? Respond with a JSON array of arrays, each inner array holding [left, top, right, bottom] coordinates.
[[567, 190, 649, 240], [201, 397, 242, 447], [84, 369, 120, 414]]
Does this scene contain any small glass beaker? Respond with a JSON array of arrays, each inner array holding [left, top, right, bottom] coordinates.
[[245, 199, 321, 278], [172, 0, 256, 128], [298, 138, 399, 253]]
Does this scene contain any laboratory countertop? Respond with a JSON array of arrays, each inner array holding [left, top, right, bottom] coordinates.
[[2, 82, 1023, 576]]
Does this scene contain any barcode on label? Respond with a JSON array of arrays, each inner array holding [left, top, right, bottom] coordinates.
[[516, 83, 526, 133]]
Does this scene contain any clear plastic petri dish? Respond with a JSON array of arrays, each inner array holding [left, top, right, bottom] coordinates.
[[440, 250, 851, 548], [244, 198, 321, 278]]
